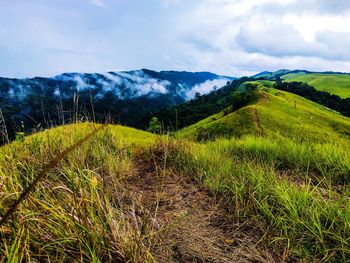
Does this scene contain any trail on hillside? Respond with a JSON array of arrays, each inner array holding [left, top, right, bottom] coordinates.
[[123, 157, 276, 262], [251, 108, 265, 137], [261, 92, 269, 102]]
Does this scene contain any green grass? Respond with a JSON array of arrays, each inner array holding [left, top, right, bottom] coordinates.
[[175, 106, 256, 140], [176, 85, 350, 142], [0, 123, 159, 262], [2, 89, 350, 262], [166, 135, 350, 262], [282, 73, 350, 98], [245, 79, 275, 88]]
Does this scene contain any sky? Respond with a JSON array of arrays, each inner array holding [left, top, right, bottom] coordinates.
[[1, 0, 350, 78]]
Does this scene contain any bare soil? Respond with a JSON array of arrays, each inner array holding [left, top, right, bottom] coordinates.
[[123, 158, 278, 262], [251, 107, 265, 137]]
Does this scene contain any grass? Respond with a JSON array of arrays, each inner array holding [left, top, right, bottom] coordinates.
[[208, 135, 350, 185], [1, 93, 350, 261], [165, 135, 350, 262], [0, 123, 159, 262], [175, 106, 256, 140], [171, 81, 350, 261], [282, 73, 350, 98]]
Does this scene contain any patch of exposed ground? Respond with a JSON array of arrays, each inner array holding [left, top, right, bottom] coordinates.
[[122, 158, 279, 262], [251, 107, 265, 137], [261, 91, 269, 102]]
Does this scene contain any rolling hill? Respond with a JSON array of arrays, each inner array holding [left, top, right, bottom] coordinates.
[[176, 80, 350, 141], [252, 69, 350, 98], [282, 72, 350, 98]]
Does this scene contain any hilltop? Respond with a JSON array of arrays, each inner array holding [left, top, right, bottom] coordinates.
[[176, 80, 350, 141]]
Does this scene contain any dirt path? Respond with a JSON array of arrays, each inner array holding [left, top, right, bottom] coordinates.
[[125, 161, 276, 262], [251, 108, 265, 137], [261, 92, 269, 102]]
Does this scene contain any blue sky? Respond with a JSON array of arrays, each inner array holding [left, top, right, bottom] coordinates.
[[1, 0, 350, 78]]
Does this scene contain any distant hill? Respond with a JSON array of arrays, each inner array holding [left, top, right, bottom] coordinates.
[[281, 73, 350, 98], [253, 69, 350, 98]]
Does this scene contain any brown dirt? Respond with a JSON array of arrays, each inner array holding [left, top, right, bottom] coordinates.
[[124, 159, 277, 262], [261, 92, 269, 102], [251, 108, 265, 137]]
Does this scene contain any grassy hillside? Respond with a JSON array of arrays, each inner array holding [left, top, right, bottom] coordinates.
[[1, 95, 350, 262], [177, 82, 350, 141], [0, 123, 160, 262], [282, 73, 350, 98]]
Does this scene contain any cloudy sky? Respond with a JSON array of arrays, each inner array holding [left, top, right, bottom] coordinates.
[[1, 0, 350, 78]]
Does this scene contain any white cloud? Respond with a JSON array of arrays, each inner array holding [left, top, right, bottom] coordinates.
[[283, 14, 350, 41], [236, 17, 318, 57], [54, 71, 170, 98], [172, 0, 350, 76], [113, 71, 170, 96], [186, 78, 229, 99], [234, 15, 350, 61]]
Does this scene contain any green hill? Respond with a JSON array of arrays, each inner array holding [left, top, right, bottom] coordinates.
[[281, 72, 350, 98], [176, 81, 350, 141]]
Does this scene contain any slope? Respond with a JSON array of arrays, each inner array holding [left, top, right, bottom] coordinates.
[[281, 72, 350, 98], [1, 121, 350, 261], [176, 81, 350, 141]]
